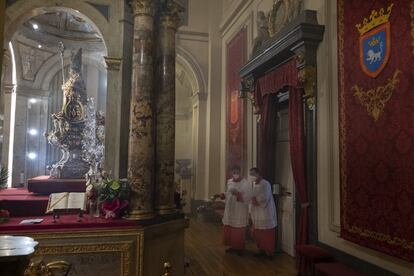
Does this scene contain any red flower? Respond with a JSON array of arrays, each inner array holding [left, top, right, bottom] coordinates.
[[101, 199, 129, 219]]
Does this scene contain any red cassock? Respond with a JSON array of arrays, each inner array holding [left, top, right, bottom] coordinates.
[[222, 178, 251, 250]]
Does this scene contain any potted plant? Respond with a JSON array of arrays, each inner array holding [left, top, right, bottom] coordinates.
[[99, 178, 130, 219]]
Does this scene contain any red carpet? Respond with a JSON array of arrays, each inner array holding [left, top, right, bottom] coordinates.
[[0, 214, 138, 233], [0, 188, 48, 217], [27, 176, 86, 194]]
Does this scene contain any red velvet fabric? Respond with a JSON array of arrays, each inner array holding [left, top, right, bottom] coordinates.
[[255, 59, 310, 271], [0, 188, 48, 217], [251, 226, 276, 255], [255, 60, 309, 246], [315, 263, 364, 276], [223, 225, 246, 250], [338, 0, 414, 262], [256, 92, 276, 180], [256, 60, 298, 97], [226, 29, 247, 178], [289, 88, 309, 246], [0, 214, 138, 233], [27, 176, 86, 195], [296, 245, 333, 276]]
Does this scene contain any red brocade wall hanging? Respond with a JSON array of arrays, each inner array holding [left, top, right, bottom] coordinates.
[[338, 0, 414, 262]]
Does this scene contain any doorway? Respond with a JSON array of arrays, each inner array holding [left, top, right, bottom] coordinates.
[[274, 106, 296, 257]]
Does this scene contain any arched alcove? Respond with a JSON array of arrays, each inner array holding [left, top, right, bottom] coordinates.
[[175, 46, 208, 207], [2, 5, 108, 185]]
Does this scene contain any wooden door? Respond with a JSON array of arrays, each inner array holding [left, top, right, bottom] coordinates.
[[275, 108, 296, 256]]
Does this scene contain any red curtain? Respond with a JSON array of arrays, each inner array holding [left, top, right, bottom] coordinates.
[[255, 59, 308, 245], [259, 93, 282, 183], [288, 88, 308, 245]]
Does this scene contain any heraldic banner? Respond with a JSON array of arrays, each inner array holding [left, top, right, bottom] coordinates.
[[338, 0, 414, 262]]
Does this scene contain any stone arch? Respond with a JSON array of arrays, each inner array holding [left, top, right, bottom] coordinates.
[[4, 0, 130, 175], [176, 46, 206, 96], [4, 1, 109, 53]]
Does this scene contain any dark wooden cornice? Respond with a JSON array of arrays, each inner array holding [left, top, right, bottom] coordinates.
[[239, 10, 325, 79]]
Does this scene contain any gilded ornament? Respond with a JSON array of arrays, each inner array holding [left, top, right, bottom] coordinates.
[[34, 242, 133, 276], [24, 260, 71, 276], [239, 77, 261, 118], [297, 66, 316, 110], [356, 3, 394, 35], [352, 69, 401, 121]]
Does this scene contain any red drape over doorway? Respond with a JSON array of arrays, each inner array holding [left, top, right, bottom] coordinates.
[[255, 59, 309, 246]]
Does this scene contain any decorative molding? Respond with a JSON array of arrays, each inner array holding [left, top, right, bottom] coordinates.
[[35, 242, 133, 276], [220, 0, 251, 35], [177, 31, 209, 42], [191, 92, 207, 104], [240, 10, 323, 77], [104, 56, 122, 71], [176, 46, 207, 95]]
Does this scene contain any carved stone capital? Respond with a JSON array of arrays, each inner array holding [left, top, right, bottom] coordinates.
[[160, 0, 184, 30], [104, 57, 122, 71], [4, 84, 16, 94], [130, 0, 155, 17], [297, 65, 316, 110], [240, 77, 261, 118]]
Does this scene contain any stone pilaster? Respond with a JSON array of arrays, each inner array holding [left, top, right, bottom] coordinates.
[[154, 0, 183, 214], [127, 0, 156, 220]]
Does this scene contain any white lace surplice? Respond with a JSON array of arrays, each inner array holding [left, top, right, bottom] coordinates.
[[222, 178, 252, 228], [250, 179, 277, 229]]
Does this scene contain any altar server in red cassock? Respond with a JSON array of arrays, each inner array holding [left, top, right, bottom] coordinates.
[[222, 166, 251, 255], [249, 167, 277, 259]]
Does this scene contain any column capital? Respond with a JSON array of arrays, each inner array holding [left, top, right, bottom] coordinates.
[[130, 0, 155, 17], [104, 57, 122, 71], [160, 0, 184, 30]]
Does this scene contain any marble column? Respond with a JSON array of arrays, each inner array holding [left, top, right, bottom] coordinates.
[[154, 0, 183, 214], [0, 0, 5, 85], [127, 0, 156, 220]]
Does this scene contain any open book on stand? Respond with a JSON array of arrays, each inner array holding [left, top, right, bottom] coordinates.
[[46, 192, 86, 214]]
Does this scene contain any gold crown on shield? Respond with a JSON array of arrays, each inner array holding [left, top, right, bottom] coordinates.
[[356, 3, 394, 35]]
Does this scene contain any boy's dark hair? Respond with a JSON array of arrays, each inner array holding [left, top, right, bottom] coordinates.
[[249, 167, 261, 175], [231, 165, 241, 172]]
